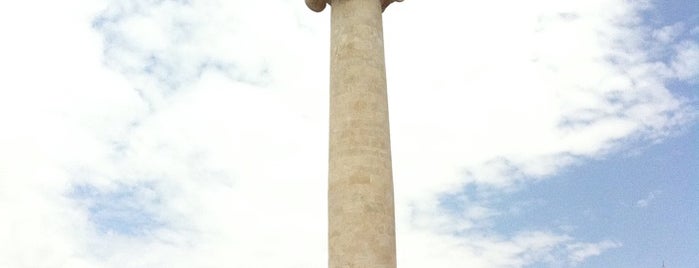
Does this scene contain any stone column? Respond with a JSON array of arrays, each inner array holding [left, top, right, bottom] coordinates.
[[305, 0, 401, 267]]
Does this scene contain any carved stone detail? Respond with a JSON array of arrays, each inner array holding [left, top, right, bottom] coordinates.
[[305, 0, 403, 12]]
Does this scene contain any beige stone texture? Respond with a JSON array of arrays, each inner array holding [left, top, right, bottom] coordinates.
[[305, 0, 403, 12], [307, 0, 399, 267]]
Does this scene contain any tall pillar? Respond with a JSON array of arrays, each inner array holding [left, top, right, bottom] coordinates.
[[305, 0, 401, 267]]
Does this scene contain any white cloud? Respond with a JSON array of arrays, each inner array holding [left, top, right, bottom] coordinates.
[[636, 190, 662, 208], [386, 0, 695, 199], [671, 41, 699, 81], [0, 0, 696, 267], [567, 241, 622, 265], [653, 23, 684, 44]]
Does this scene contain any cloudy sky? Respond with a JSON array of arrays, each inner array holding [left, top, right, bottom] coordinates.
[[0, 0, 697, 267]]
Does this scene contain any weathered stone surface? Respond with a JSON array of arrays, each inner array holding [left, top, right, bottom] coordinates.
[[305, 0, 327, 12], [324, 0, 397, 267], [305, 0, 403, 12]]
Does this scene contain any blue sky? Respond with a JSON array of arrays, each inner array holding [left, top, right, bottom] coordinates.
[[495, 123, 699, 267], [0, 0, 697, 267]]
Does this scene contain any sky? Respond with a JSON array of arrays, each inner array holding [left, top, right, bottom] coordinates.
[[0, 0, 697, 267]]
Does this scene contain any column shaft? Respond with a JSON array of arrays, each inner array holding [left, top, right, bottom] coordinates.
[[328, 0, 396, 267]]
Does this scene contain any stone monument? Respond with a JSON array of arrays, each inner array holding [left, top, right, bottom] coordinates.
[[305, 0, 402, 267]]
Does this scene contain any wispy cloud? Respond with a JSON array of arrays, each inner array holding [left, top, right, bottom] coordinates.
[[567, 241, 623, 265], [636, 190, 662, 208]]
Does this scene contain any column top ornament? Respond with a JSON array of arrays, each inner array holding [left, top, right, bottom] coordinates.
[[305, 0, 403, 12]]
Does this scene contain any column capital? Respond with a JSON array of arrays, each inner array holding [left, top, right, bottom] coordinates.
[[305, 0, 403, 13]]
